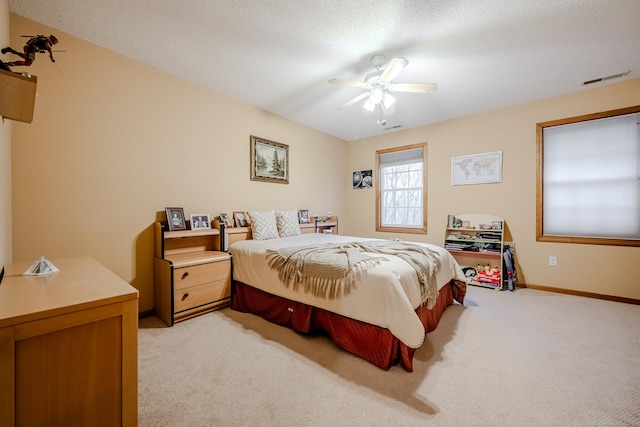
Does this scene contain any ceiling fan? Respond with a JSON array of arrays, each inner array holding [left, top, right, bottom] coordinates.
[[329, 54, 437, 117]]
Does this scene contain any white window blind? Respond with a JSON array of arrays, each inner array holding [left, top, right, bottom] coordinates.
[[542, 112, 640, 240]]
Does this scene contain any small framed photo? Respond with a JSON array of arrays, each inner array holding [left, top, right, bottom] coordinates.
[[298, 209, 310, 224], [233, 211, 249, 227], [219, 213, 233, 228], [353, 170, 373, 189], [190, 214, 211, 230], [165, 207, 186, 231]]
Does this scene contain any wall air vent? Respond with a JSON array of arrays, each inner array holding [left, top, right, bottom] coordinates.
[[582, 70, 630, 86]]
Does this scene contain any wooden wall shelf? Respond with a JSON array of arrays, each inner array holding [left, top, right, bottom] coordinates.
[[0, 69, 37, 123]]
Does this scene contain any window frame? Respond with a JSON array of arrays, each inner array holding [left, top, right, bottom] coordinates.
[[536, 105, 640, 247], [375, 142, 428, 234]]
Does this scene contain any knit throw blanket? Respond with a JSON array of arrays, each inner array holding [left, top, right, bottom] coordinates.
[[265, 240, 441, 308]]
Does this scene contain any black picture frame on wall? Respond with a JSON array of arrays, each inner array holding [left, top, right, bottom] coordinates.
[[353, 170, 373, 189]]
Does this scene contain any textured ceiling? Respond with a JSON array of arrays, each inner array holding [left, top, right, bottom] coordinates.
[[8, 0, 640, 141]]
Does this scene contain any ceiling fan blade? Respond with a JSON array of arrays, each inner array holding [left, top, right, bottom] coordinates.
[[388, 82, 438, 93], [329, 78, 366, 88], [337, 92, 370, 110], [379, 57, 409, 83]]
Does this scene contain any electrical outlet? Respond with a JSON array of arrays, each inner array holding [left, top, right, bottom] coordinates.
[[549, 256, 557, 266]]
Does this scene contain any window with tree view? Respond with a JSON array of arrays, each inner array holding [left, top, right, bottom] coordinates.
[[376, 143, 427, 234]]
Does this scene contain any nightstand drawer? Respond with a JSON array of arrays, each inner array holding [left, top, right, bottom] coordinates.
[[173, 260, 230, 291], [173, 279, 231, 313]]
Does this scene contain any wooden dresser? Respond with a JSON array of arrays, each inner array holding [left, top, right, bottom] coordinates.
[[0, 256, 139, 426]]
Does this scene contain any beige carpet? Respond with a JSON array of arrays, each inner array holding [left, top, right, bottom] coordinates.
[[138, 286, 640, 426]]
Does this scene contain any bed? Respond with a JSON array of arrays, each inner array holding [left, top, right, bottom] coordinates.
[[227, 215, 467, 372]]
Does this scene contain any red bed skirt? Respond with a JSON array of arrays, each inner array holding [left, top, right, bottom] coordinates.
[[231, 280, 466, 371]]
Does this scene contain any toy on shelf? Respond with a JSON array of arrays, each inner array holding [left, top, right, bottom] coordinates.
[[1, 34, 60, 72]]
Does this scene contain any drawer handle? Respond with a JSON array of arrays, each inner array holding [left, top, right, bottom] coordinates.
[[182, 292, 189, 301], [181, 271, 189, 280]]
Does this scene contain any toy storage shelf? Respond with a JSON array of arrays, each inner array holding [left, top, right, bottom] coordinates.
[[445, 213, 505, 290]]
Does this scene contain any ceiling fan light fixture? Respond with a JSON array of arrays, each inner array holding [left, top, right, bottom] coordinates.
[[382, 92, 396, 109], [330, 55, 437, 115], [369, 88, 384, 105], [363, 99, 375, 112]]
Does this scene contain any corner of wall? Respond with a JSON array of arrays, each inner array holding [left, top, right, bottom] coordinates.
[[0, 0, 13, 267]]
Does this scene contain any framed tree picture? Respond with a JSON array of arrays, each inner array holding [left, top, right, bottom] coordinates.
[[250, 135, 289, 184]]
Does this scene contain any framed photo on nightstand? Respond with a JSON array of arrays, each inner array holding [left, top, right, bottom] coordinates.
[[219, 213, 233, 228], [233, 211, 249, 227], [298, 209, 310, 224], [165, 207, 186, 231], [190, 214, 211, 230]]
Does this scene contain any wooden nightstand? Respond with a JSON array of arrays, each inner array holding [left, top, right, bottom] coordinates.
[[154, 222, 231, 326]]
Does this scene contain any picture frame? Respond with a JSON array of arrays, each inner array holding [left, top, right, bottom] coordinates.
[[165, 207, 186, 231], [250, 135, 289, 184], [219, 213, 233, 228], [353, 169, 373, 189], [190, 214, 211, 230], [298, 209, 310, 224], [451, 151, 502, 185], [233, 211, 250, 228]]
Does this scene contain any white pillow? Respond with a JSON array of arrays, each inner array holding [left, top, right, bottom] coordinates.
[[247, 210, 279, 240], [276, 210, 301, 237]]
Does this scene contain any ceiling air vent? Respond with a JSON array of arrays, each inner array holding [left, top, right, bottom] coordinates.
[[383, 125, 402, 131], [582, 70, 630, 86]]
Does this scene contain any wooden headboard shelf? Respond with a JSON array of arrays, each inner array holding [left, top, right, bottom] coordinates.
[[212, 215, 338, 250]]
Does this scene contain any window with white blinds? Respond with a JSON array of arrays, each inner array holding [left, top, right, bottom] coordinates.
[[376, 143, 427, 233], [537, 106, 640, 246]]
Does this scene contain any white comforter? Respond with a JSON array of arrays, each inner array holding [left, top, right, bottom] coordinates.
[[230, 233, 466, 348]]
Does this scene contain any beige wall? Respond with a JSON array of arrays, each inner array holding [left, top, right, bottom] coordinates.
[[8, 13, 640, 310], [9, 15, 347, 312], [0, 0, 11, 271], [346, 78, 640, 300]]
